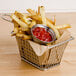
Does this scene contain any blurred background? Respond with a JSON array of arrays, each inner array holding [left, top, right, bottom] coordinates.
[[0, 0, 76, 13]]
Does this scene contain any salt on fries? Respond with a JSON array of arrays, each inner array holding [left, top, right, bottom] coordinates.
[[11, 6, 71, 41]]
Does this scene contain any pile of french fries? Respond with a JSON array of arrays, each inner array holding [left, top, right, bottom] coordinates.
[[11, 6, 71, 42]]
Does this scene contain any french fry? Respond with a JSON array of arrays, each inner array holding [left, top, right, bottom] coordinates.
[[22, 13, 30, 17], [46, 19, 60, 39], [30, 15, 54, 25], [13, 21, 29, 32], [16, 33, 32, 40], [12, 20, 19, 27], [15, 11, 31, 24], [11, 31, 16, 36], [27, 8, 41, 21], [29, 15, 41, 21], [19, 27, 29, 31], [23, 34, 32, 40], [13, 27, 18, 33], [11, 27, 19, 36], [46, 43, 51, 46], [29, 20, 36, 28], [36, 11, 38, 15], [28, 14, 54, 25], [13, 20, 29, 35], [27, 6, 46, 25], [27, 7, 54, 25], [18, 30, 24, 34], [27, 9, 37, 15], [27, 8, 42, 22], [11, 14, 28, 31], [38, 6, 46, 25], [55, 24, 71, 29], [11, 20, 19, 36], [46, 17, 55, 25], [54, 15, 56, 25], [38, 6, 41, 16]]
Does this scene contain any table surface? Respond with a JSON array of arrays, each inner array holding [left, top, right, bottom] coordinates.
[[0, 13, 76, 76]]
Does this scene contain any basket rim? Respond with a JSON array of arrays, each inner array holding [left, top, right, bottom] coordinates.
[[48, 36, 74, 49], [16, 36, 74, 49]]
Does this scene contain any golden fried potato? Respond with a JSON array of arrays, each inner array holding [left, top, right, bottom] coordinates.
[[16, 33, 32, 40], [46, 19, 60, 39], [46, 17, 55, 25], [15, 11, 31, 24], [38, 6, 46, 25], [29, 15, 41, 21], [27, 7, 54, 25], [28, 14, 54, 25], [55, 24, 71, 29], [29, 20, 36, 28], [54, 15, 56, 25], [11, 14, 28, 30], [38, 6, 41, 16], [27, 9, 37, 15]]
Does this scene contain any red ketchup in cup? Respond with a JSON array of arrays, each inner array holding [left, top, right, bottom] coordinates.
[[32, 27, 52, 42]]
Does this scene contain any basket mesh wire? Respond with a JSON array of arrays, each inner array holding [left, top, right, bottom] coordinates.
[[16, 37, 68, 70]]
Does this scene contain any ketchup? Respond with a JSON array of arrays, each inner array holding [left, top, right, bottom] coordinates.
[[33, 27, 52, 42]]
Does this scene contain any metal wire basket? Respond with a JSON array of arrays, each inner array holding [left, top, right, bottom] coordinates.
[[16, 36, 74, 70]]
